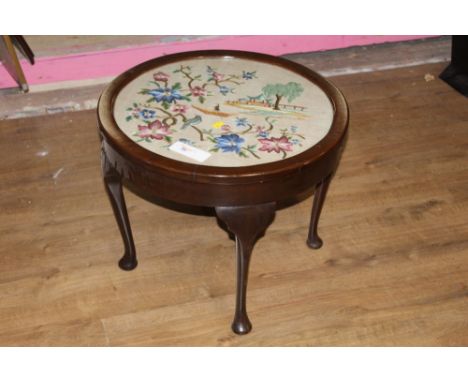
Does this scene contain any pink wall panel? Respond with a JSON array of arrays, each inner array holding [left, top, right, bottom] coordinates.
[[0, 35, 436, 88]]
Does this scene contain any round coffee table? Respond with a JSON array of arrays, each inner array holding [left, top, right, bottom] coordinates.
[[97, 50, 349, 335]]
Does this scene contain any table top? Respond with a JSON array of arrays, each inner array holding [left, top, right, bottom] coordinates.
[[98, 50, 348, 189], [112, 56, 334, 167]]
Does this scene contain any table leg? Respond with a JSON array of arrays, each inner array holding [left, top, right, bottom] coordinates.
[[216, 203, 276, 335], [307, 174, 332, 249], [102, 150, 137, 271]]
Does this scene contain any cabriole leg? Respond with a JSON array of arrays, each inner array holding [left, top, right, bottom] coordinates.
[[307, 174, 332, 249], [102, 151, 137, 271], [216, 203, 276, 335]]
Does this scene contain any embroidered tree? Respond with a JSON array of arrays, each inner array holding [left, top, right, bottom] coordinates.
[[262, 82, 304, 110]]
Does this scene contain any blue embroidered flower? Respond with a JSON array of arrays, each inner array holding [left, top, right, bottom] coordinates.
[[258, 131, 269, 138], [290, 125, 299, 133], [215, 134, 245, 154], [235, 117, 248, 127], [291, 138, 301, 145], [218, 85, 230, 95], [139, 109, 156, 119], [148, 86, 183, 103], [242, 71, 256, 80]]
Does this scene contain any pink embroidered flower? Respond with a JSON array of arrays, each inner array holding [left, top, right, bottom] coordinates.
[[258, 136, 293, 153], [190, 86, 205, 96], [221, 125, 232, 133], [212, 72, 224, 81], [137, 120, 171, 140], [153, 71, 170, 82], [172, 104, 189, 114], [131, 107, 141, 118]]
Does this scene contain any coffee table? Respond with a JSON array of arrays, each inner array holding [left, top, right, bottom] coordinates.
[[97, 50, 349, 335]]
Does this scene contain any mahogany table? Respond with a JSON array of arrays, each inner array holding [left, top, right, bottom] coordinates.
[[97, 50, 349, 335]]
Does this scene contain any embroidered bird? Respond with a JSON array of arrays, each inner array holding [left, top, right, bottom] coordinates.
[[181, 115, 202, 129]]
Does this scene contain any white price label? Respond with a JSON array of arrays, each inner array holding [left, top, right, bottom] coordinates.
[[169, 141, 211, 163]]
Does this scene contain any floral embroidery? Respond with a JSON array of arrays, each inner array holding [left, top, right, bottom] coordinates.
[[147, 85, 184, 104], [235, 117, 248, 127], [256, 126, 270, 138], [172, 104, 189, 114], [122, 62, 314, 162], [221, 125, 232, 133], [242, 71, 256, 80], [153, 71, 170, 83], [212, 121, 227, 129], [139, 109, 156, 119], [208, 131, 259, 159], [136, 120, 173, 142], [259, 136, 293, 157], [211, 71, 224, 82], [214, 134, 244, 154], [218, 85, 231, 95], [190, 86, 205, 97]]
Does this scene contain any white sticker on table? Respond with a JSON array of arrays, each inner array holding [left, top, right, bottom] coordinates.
[[169, 141, 211, 163]]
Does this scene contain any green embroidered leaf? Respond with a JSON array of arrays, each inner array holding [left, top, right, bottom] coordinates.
[[209, 148, 219, 152], [132, 102, 138, 107], [147, 98, 154, 103], [203, 130, 215, 139], [198, 96, 205, 104], [164, 136, 172, 143], [238, 151, 248, 158], [161, 101, 169, 110], [172, 82, 182, 90], [126, 116, 132, 122]]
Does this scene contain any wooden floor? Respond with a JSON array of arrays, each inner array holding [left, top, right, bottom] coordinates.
[[0, 61, 467, 346]]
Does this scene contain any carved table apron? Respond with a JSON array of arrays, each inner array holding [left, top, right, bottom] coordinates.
[[98, 50, 349, 334]]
